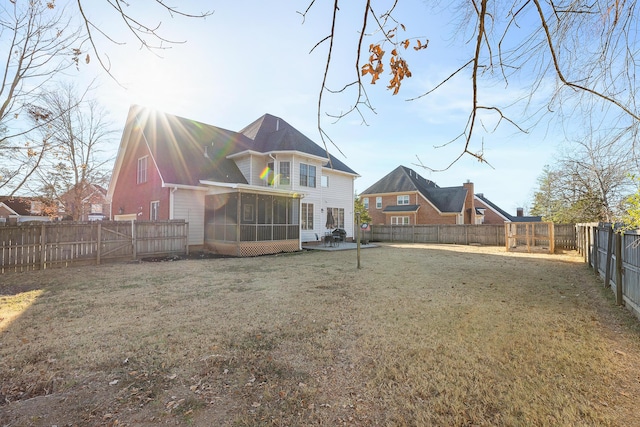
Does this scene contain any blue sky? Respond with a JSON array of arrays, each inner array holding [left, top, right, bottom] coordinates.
[[76, 1, 563, 214]]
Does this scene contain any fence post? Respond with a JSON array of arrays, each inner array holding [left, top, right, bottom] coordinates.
[[131, 220, 137, 260], [593, 225, 599, 276], [604, 226, 613, 288], [185, 221, 189, 255], [40, 223, 46, 270], [615, 232, 623, 306], [96, 222, 102, 265]]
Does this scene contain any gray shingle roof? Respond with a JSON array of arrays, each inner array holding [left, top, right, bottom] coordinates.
[[133, 109, 357, 187], [362, 166, 467, 213], [238, 114, 358, 175], [475, 193, 541, 222], [383, 204, 420, 213]]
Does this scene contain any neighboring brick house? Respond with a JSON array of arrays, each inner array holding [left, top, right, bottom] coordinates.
[[360, 165, 537, 225], [107, 105, 358, 256], [475, 193, 542, 224], [58, 183, 111, 221]]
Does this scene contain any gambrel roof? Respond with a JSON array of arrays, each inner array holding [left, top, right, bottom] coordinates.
[[361, 165, 467, 213]]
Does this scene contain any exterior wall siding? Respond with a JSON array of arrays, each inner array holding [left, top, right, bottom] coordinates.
[[172, 189, 206, 246]]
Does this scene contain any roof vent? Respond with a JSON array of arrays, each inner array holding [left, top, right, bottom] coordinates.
[[276, 119, 280, 131], [204, 145, 209, 159]]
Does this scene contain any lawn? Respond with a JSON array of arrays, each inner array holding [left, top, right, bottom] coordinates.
[[2, 243, 640, 426]]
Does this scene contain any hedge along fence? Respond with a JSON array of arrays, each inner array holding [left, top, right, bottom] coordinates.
[[576, 223, 640, 321], [0, 220, 188, 274], [362, 223, 577, 250]]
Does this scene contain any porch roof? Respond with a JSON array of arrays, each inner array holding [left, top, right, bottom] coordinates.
[[199, 180, 306, 198]]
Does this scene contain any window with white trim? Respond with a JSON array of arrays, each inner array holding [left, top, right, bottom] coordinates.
[[327, 207, 345, 228], [363, 198, 369, 209], [137, 156, 148, 184], [301, 203, 314, 230], [391, 216, 409, 225], [299, 163, 316, 187], [321, 175, 328, 187], [397, 195, 410, 205], [280, 161, 291, 185], [150, 201, 159, 221], [376, 197, 382, 209]]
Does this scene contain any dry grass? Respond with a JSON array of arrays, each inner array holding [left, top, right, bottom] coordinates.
[[2, 243, 640, 426]]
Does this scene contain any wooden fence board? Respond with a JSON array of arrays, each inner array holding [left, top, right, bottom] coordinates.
[[577, 223, 640, 321], [0, 220, 188, 274]]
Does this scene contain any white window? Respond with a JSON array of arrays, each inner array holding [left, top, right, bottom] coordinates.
[[280, 161, 291, 185], [391, 216, 409, 225], [327, 207, 345, 228], [91, 204, 103, 214], [321, 175, 328, 187], [300, 163, 316, 187], [376, 197, 382, 209], [149, 201, 160, 221], [363, 198, 369, 209], [265, 161, 275, 185], [301, 203, 314, 230], [150, 201, 159, 221], [397, 195, 410, 205], [137, 156, 148, 184]]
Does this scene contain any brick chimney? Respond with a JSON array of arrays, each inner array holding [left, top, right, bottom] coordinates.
[[516, 207, 524, 217], [462, 180, 475, 224]]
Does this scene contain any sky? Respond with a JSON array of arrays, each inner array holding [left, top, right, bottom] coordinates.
[[69, 0, 566, 215]]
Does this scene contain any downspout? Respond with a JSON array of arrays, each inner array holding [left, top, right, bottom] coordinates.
[[269, 153, 277, 188], [170, 186, 178, 220]]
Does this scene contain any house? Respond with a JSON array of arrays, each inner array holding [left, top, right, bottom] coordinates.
[[360, 165, 537, 225], [107, 105, 358, 256], [58, 183, 111, 221], [475, 193, 542, 223], [0, 196, 54, 225]]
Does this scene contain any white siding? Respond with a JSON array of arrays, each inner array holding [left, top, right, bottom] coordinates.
[[235, 156, 251, 183], [297, 160, 355, 242], [171, 189, 206, 246]]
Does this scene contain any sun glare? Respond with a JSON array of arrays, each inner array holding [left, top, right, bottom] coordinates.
[[0, 289, 43, 332]]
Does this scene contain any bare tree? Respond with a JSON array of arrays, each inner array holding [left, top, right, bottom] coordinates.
[[0, 1, 83, 194], [531, 131, 635, 223], [25, 83, 116, 221], [0, 0, 211, 195], [304, 1, 640, 168]]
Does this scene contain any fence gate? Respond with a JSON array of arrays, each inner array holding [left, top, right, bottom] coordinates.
[[505, 222, 554, 254]]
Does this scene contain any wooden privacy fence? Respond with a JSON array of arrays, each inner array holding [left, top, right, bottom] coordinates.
[[0, 220, 189, 274], [576, 223, 640, 321], [363, 223, 576, 250]]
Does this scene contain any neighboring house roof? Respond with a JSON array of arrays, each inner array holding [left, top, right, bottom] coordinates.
[[0, 197, 31, 216], [475, 193, 541, 222], [237, 114, 358, 175], [362, 166, 466, 213], [383, 204, 420, 213]]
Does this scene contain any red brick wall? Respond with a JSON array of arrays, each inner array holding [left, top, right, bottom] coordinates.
[[475, 199, 509, 224], [111, 128, 171, 220], [462, 182, 475, 224], [364, 192, 459, 225]]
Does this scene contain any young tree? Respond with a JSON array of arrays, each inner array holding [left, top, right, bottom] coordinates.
[[354, 194, 372, 224]]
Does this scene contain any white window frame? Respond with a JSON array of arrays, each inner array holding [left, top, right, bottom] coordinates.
[[363, 198, 369, 209], [391, 216, 409, 225], [321, 175, 328, 188], [327, 207, 345, 229], [280, 161, 291, 185], [299, 163, 316, 188], [376, 197, 382, 209], [150, 200, 159, 221], [137, 156, 148, 184], [301, 203, 314, 230], [397, 195, 410, 205]]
